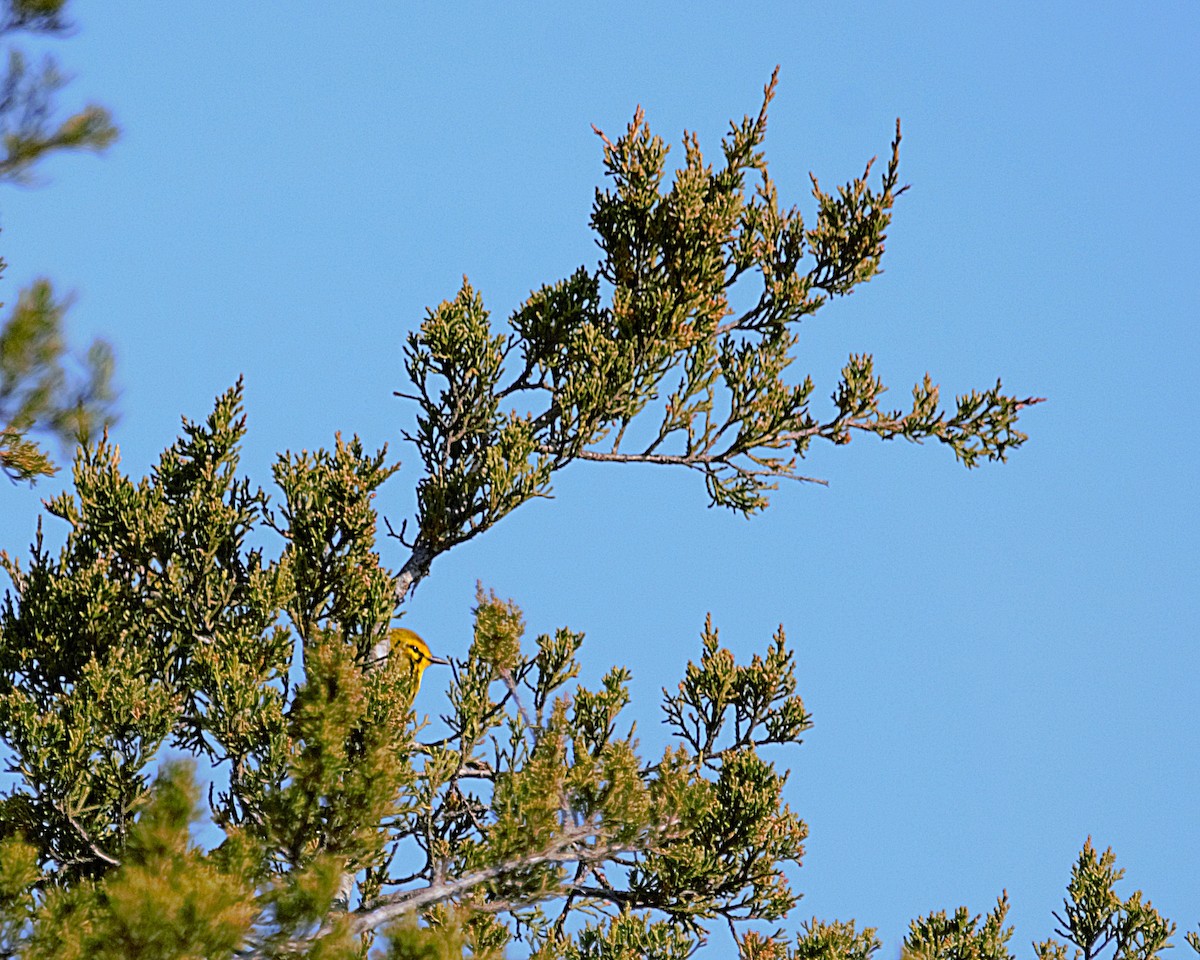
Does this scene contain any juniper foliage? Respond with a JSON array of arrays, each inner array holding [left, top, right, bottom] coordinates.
[[396, 71, 1039, 594], [0, 0, 118, 483], [0, 385, 810, 957], [0, 72, 1166, 960]]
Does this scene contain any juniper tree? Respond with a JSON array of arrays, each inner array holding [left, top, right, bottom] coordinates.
[[0, 72, 1171, 960], [0, 0, 117, 482]]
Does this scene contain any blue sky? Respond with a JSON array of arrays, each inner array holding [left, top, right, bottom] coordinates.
[[1, 2, 1197, 954]]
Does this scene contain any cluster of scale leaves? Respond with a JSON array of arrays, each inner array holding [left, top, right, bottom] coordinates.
[[387, 587, 816, 958], [898, 841, 1177, 960], [0, 0, 119, 482], [0, 383, 832, 958], [0, 384, 424, 955], [399, 69, 1037, 584], [0, 276, 116, 482]]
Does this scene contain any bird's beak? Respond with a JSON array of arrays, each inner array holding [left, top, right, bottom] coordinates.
[[429, 654, 450, 666]]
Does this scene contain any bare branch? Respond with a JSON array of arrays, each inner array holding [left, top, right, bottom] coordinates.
[[243, 825, 642, 958], [50, 799, 119, 868], [544, 445, 830, 486], [351, 828, 627, 934]]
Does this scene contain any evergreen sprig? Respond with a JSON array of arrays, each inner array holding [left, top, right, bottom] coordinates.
[[395, 69, 1042, 598], [0, 0, 119, 483], [0, 275, 115, 481]]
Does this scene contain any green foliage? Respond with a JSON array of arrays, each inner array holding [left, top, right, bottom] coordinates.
[[383, 919, 460, 960], [905, 894, 1015, 960], [0, 273, 116, 481], [0, 44, 115, 184], [562, 913, 697, 960], [273, 433, 401, 646], [0, 381, 825, 955], [1034, 840, 1175, 960], [0, 1, 117, 186], [0, 834, 38, 953], [0, 1, 118, 482], [898, 843, 1179, 960], [792, 918, 883, 960], [0, 73, 1069, 958], [24, 762, 253, 960], [0, 385, 280, 880], [0, 1, 69, 35], [396, 68, 1040, 586], [737, 917, 881, 960]]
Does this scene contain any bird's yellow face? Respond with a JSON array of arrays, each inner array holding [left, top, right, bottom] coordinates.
[[390, 627, 447, 690]]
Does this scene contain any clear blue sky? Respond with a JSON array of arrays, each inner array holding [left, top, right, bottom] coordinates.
[[1, 2, 1197, 954]]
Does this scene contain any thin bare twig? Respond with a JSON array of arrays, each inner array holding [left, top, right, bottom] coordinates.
[[241, 824, 638, 958], [50, 799, 119, 868], [541, 445, 829, 486]]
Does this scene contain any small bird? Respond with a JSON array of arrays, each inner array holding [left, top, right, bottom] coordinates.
[[390, 627, 448, 691]]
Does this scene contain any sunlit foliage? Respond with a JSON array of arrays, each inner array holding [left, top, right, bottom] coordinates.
[[0, 71, 1130, 960]]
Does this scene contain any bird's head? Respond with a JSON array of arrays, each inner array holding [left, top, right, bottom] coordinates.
[[390, 627, 448, 690]]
